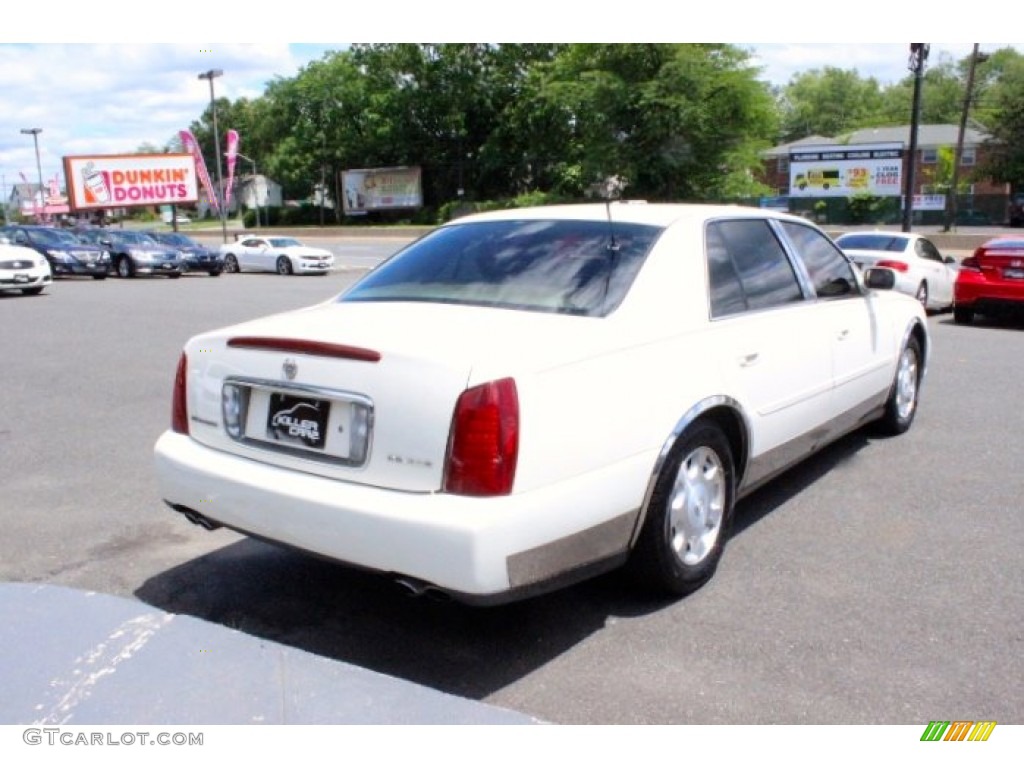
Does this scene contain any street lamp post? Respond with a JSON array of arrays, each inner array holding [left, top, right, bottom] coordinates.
[[198, 69, 228, 243], [236, 152, 260, 228], [20, 128, 45, 223], [901, 44, 929, 233]]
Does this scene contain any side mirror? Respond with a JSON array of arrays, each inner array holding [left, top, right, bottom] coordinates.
[[943, 256, 958, 265], [864, 267, 896, 290]]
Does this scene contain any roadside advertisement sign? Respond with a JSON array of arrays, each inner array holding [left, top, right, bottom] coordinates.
[[789, 143, 904, 198], [63, 153, 200, 212], [341, 166, 422, 215], [912, 193, 947, 211]]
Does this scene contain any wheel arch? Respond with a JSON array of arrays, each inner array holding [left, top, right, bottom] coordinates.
[[628, 396, 751, 549], [905, 317, 929, 379]]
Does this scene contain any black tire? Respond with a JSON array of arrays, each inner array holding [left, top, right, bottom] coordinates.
[[21, 286, 44, 296], [953, 305, 974, 325], [876, 335, 923, 436], [208, 269, 222, 277], [629, 421, 736, 596], [92, 274, 107, 280], [116, 256, 135, 278], [276, 256, 293, 275], [223, 254, 239, 274], [168, 273, 182, 279]]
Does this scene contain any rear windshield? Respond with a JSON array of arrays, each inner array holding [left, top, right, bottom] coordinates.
[[836, 234, 908, 252], [341, 219, 662, 317]]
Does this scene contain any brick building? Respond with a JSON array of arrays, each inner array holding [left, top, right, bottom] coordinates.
[[759, 123, 1011, 225]]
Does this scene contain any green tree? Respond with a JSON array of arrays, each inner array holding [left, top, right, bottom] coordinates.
[[979, 53, 1024, 191], [779, 67, 885, 140], [877, 56, 964, 126], [513, 44, 777, 200]]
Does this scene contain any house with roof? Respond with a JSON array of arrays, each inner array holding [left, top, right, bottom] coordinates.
[[8, 182, 44, 216], [759, 123, 1011, 225]]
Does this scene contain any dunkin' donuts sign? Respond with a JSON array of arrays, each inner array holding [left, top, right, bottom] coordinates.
[[64, 154, 200, 211]]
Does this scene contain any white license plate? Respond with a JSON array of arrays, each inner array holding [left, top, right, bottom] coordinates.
[[1003, 268, 1024, 279]]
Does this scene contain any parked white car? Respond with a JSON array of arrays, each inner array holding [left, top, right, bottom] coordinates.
[[219, 236, 334, 275], [834, 231, 958, 312], [155, 204, 929, 604], [0, 242, 53, 296]]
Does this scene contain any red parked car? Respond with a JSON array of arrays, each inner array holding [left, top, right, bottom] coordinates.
[[953, 237, 1024, 324]]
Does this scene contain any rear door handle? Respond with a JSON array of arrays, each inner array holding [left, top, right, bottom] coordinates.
[[738, 352, 759, 367]]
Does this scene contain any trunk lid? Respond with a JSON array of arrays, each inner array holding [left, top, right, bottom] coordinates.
[[183, 300, 626, 492]]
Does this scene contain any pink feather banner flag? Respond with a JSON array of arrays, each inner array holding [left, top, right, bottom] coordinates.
[[179, 129, 219, 214], [224, 129, 239, 210]]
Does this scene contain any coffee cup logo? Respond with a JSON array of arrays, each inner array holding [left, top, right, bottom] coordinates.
[[82, 162, 111, 204]]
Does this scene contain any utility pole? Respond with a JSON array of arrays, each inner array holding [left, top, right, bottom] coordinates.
[[902, 43, 929, 233], [944, 44, 987, 232], [198, 69, 228, 244]]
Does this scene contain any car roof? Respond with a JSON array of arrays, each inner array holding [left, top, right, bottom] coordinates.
[[444, 202, 813, 229], [836, 231, 913, 241], [981, 237, 1024, 249]]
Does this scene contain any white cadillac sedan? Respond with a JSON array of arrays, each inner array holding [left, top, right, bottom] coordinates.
[[834, 231, 959, 312], [155, 204, 929, 604], [219, 236, 334, 275]]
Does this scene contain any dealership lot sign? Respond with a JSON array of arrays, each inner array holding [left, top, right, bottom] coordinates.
[[789, 143, 904, 198], [63, 154, 200, 211]]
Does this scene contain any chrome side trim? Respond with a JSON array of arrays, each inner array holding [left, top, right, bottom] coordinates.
[[629, 395, 750, 548], [506, 511, 638, 588], [739, 390, 887, 498]]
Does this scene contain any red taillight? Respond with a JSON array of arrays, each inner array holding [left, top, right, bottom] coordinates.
[[876, 259, 909, 272], [171, 352, 189, 435], [443, 378, 519, 496]]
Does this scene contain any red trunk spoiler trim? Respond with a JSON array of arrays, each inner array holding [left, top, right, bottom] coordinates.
[[227, 337, 381, 362]]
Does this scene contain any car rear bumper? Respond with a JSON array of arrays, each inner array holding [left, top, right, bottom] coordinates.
[[954, 271, 1024, 308], [154, 431, 647, 602]]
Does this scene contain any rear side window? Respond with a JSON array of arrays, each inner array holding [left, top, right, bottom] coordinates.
[[837, 234, 907, 252], [781, 222, 860, 299], [706, 219, 804, 317], [915, 238, 943, 262], [342, 219, 662, 317]]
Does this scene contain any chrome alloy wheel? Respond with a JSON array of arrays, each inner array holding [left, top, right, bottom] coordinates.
[[666, 445, 726, 566], [895, 344, 919, 421]]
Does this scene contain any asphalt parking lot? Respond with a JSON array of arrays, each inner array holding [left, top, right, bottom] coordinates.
[[2, 253, 1023, 725]]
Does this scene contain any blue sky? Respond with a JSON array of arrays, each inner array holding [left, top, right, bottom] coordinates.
[[0, 31, 1015, 192]]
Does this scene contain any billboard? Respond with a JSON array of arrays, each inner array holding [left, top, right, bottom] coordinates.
[[341, 166, 422, 215], [789, 143, 904, 198], [63, 154, 200, 211]]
